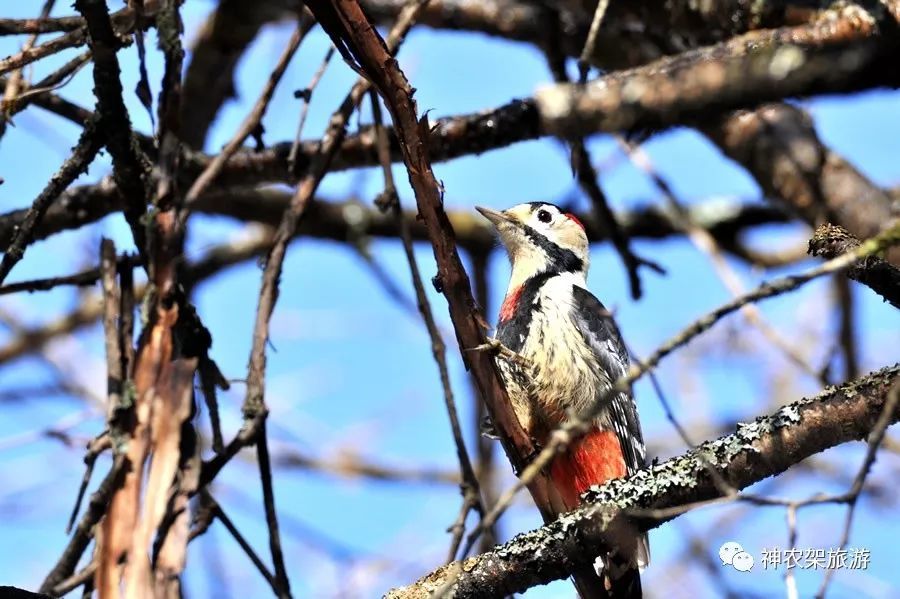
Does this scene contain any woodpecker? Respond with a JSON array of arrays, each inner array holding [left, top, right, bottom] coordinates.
[[477, 202, 648, 598]]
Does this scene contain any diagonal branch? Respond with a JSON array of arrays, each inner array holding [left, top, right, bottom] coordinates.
[[388, 364, 900, 598], [304, 0, 560, 526], [0, 118, 101, 285], [534, 21, 900, 138], [370, 88, 484, 561]]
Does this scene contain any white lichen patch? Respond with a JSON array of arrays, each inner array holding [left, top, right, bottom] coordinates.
[[768, 46, 806, 80]]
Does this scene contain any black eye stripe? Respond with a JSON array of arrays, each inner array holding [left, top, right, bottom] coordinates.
[[522, 225, 583, 274]]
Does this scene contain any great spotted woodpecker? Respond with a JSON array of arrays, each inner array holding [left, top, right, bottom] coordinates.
[[477, 202, 648, 598]]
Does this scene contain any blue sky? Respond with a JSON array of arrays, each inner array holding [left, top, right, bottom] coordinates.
[[1, 1, 899, 597]]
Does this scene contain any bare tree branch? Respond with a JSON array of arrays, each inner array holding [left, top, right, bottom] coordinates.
[[76, 0, 152, 260], [809, 223, 900, 309], [0, 118, 101, 284], [388, 364, 900, 598]]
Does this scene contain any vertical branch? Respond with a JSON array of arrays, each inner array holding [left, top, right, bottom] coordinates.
[[75, 0, 151, 261], [577, 0, 610, 80], [100, 239, 123, 421], [236, 4, 431, 596], [471, 251, 500, 552], [256, 421, 291, 598], [370, 89, 484, 562], [834, 276, 859, 381]]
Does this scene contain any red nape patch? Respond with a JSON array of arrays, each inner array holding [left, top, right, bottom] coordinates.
[[499, 286, 523, 322], [565, 213, 585, 230], [550, 429, 626, 510]]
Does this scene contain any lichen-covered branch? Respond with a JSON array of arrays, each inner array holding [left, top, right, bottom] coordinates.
[[388, 364, 900, 598], [809, 224, 900, 309], [76, 0, 152, 259], [535, 20, 900, 138]]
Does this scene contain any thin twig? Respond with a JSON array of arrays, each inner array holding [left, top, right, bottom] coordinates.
[[0, 117, 101, 285], [39, 457, 124, 593], [0, 253, 139, 295], [274, 446, 459, 484], [0, 27, 86, 77], [256, 420, 292, 598], [815, 381, 900, 598], [201, 491, 281, 595], [66, 432, 110, 533], [470, 252, 501, 552], [785, 504, 799, 599], [287, 45, 336, 174], [185, 15, 315, 205], [51, 560, 97, 597], [0, 0, 56, 140], [577, 0, 611, 81], [618, 137, 825, 383]]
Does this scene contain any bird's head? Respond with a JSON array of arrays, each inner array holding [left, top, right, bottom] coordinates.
[[476, 202, 589, 284]]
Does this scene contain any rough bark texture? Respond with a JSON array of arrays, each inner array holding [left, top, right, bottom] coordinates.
[[388, 364, 900, 598], [809, 224, 900, 308]]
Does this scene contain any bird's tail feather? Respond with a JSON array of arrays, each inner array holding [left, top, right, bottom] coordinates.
[[549, 430, 646, 598]]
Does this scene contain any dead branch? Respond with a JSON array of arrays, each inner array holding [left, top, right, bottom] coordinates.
[[76, 0, 152, 260], [0, 118, 102, 284]]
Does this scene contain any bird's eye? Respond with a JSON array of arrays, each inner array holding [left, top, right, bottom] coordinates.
[[536, 209, 552, 223]]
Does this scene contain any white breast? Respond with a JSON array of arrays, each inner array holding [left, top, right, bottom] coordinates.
[[517, 274, 610, 427]]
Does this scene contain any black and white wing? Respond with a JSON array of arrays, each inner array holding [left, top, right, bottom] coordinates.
[[570, 285, 647, 475]]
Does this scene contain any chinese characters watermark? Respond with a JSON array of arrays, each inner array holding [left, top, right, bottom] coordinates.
[[759, 547, 870, 571], [718, 542, 871, 574]]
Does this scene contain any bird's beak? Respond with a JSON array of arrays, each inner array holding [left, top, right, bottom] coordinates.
[[476, 206, 517, 228]]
